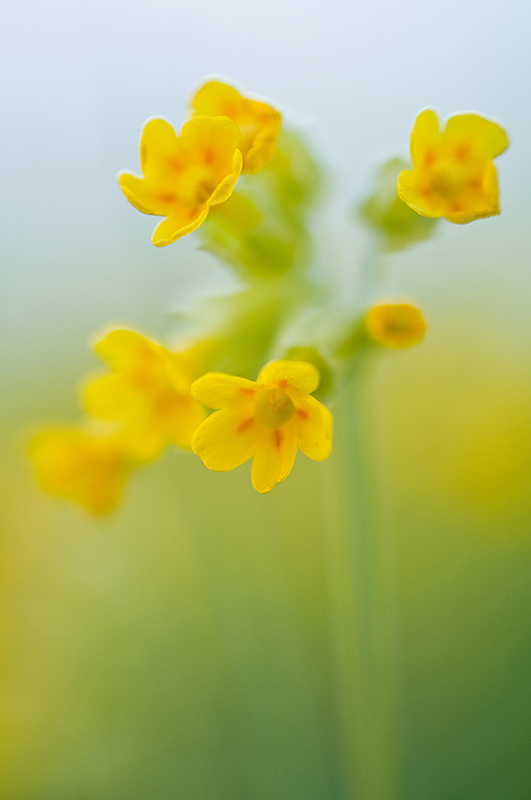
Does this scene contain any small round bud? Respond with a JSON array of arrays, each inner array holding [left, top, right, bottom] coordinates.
[[365, 302, 426, 349]]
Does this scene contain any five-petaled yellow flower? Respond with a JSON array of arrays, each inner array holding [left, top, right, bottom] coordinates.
[[191, 80, 281, 174], [397, 109, 509, 224], [28, 427, 130, 515], [119, 116, 243, 246], [191, 360, 333, 493], [365, 302, 426, 348], [83, 329, 207, 461]]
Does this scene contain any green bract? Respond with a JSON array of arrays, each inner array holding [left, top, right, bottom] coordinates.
[[359, 157, 438, 251]]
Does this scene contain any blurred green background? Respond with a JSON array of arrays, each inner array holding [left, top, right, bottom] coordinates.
[[1, 0, 530, 798]]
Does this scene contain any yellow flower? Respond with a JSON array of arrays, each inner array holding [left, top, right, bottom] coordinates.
[[191, 80, 281, 174], [83, 329, 207, 460], [119, 116, 243, 246], [191, 360, 333, 493], [397, 109, 509, 224], [28, 427, 130, 515], [365, 302, 426, 348]]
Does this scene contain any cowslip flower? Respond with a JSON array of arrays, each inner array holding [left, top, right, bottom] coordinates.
[[191, 360, 333, 493], [191, 80, 281, 174], [397, 109, 509, 224], [365, 302, 426, 348], [28, 427, 130, 515], [119, 116, 243, 246], [83, 329, 207, 461]]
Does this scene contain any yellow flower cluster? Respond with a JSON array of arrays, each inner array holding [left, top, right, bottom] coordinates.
[[83, 329, 206, 460], [27, 79, 511, 515], [29, 329, 208, 513], [119, 81, 281, 246], [29, 326, 333, 509]]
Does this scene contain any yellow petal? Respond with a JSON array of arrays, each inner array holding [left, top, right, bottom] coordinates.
[[109, 396, 203, 461], [140, 117, 182, 174], [83, 373, 146, 421], [93, 328, 155, 369], [125, 388, 205, 455], [257, 360, 320, 396], [167, 396, 206, 450], [191, 81, 281, 173], [191, 372, 258, 409], [397, 168, 445, 218], [119, 171, 189, 218], [28, 428, 128, 515], [277, 429, 298, 483], [114, 395, 203, 460], [180, 115, 241, 173], [444, 113, 509, 160], [410, 109, 441, 169], [291, 395, 333, 461], [483, 160, 501, 210], [151, 206, 209, 247], [242, 99, 281, 174], [170, 340, 212, 379], [118, 173, 159, 215], [251, 427, 298, 493], [115, 419, 167, 462], [207, 150, 243, 206], [192, 409, 257, 471], [191, 81, 245, 120], [443, 162, 500, 223]]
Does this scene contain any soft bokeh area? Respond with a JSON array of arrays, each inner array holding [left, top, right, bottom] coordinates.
[[2, 1, 530, 798]]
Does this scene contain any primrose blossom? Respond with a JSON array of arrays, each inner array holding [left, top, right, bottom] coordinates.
[[191, 360, 333, 493], [28, 427, 130, 515], [119, 116, 242, 245], [397, 109, 509, 224], [83, 329, 206, 460], [191, 80, 281, 174]]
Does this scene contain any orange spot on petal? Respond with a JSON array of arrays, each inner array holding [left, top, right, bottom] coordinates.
[[278, 379, 287, 389], [296, 408, 309, 420], [222, 102, 240, 118], [454, 143, 470, 160], [273, 430, 282, 449], [237, 417, 254, 433]]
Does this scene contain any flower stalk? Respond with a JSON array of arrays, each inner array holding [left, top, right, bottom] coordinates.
[[324, 357, 405, 800]]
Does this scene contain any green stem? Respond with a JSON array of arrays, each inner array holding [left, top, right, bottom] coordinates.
[[323, 357, 404, 800]]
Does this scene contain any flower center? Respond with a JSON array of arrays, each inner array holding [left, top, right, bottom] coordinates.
[[253, 387, 295, 428], [429, 165, 464, 200]]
